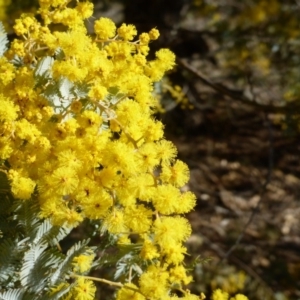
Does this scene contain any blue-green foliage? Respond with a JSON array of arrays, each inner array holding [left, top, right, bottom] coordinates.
[[0, 172, 93, 299], [0, 22, 8, 57]]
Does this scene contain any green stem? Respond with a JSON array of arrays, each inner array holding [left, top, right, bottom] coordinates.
[[70, 273, 143, 295]]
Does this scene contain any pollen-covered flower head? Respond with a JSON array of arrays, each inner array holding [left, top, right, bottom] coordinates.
[[117, 283, 145, 300], [0, 95, 19, 122], [155, 48, 176, 71], [149, 28, 160, 40], [8, 173, 36, 200], [50, 166, 79, 195], [139, 265, 169, 299], [73, 278, 96, 300], [73, 252, 95, 273], [117, 23, 137, 41], [154, 216, 192, 248], [94, 17, 116, 39], [212, 289, 229, 300]]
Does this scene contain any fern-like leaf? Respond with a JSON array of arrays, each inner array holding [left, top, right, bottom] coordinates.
[[49, 239, 91, 286], [58, 77, 74, 99], [34, 56, 53, 78], [46, 282, 75, 300], [41, 223, 72, 246], [54, 47, 65, 61], [0, 289, 39, 300], [0, 22, 8, 57], [0, 289, 25, 300], [22, 246, 64, 293], [20, 242, 48, 289], [71, 82, 89, 98], [0, 238, 21, 282], [13, 200, 42, 242], [33, 219, 53, 244]]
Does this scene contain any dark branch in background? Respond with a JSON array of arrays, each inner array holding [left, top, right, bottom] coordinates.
[[218, 112, 274, 264], [178, 39, 277, 279], [177, 58, 300, 114], [202, 235, 274, 297]]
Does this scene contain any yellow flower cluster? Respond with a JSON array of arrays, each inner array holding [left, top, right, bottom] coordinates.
[[73, 252, 95, 274], [49, 278, 96, 300], [212, 289, 248, 300], [0, 0, 198, 299], [211, 270, 247, 295]]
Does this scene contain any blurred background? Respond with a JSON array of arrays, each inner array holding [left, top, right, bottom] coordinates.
[[2, 0, 300, 299]]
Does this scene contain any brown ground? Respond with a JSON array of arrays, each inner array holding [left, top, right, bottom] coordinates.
[[163, 95, 300, 299]]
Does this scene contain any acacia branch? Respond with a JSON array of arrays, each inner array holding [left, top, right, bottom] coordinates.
[[70, 273, 142, 294]]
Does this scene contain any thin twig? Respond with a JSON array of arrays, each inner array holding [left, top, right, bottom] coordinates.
[[202, 235, 274, 296], [70, 273, 123, 288], [70, 273, 142, 294], [177, 58, 300, 113], [219, 112, 274, 263]]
